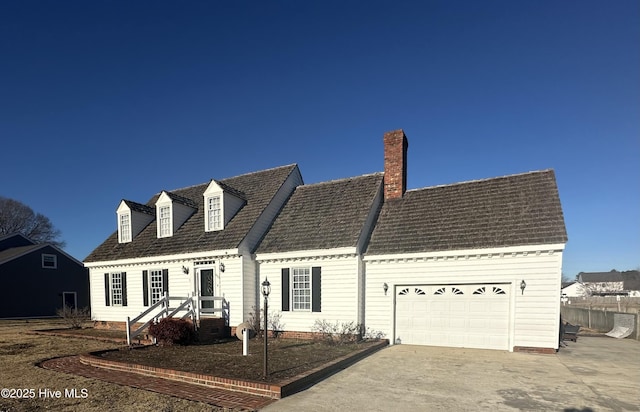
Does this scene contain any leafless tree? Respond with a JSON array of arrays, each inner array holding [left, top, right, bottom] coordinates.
[[0, 196, 65, 248]]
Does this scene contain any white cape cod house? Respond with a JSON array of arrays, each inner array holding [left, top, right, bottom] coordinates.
[[84, 165, 302, 339], [85, 129, 568, 352]]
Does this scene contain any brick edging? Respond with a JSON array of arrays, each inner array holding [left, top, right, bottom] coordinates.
[[80, 339, 389, 399], [513, 346, 556, 354]]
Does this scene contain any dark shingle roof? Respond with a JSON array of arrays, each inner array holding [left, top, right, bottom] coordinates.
[[578, 271, 640, 291], [85, 164, 298, 262], [256, 173, 384, 253], [365, 169, 568, 255], [622, 271, 640, 291], [579, 271, 624, 283], [122, 200, 155, 215], [163, 191, 198, 209], [0, 244, 43, 264]]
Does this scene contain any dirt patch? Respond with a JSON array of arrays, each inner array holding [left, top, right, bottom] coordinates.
[[0, 319, 226, 412], [100, 338, 380, 383]]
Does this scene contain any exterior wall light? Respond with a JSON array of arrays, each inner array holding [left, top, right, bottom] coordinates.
[[220, 262, 225, 272], [520, 280, 527, 295], [383, 283, 389, 296], [181, 265, 189, 274]]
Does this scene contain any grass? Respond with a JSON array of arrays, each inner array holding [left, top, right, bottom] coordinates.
[[0, 320, 233, 412]]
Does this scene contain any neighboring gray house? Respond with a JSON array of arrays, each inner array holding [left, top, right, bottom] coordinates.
[[0, 233, 89, 318], [577, 270, 640, 297]]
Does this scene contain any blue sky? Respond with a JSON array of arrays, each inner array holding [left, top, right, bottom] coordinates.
[[1, 1, 638, 278]]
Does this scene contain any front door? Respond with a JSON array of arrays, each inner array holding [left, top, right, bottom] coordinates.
[[199, 268, 216, 309]]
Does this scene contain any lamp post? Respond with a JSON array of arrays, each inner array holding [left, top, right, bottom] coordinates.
[[261, 278, 271, 379]]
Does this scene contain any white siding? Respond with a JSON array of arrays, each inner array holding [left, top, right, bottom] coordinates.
[[217, 256, 244, 326], [258, 254, 360, 332], [364, 246, 564, 351], [240, 167, 302, 254], [89, 254, 246, 326], [89, 260, 194, 324], [242, 254, 258, 326]]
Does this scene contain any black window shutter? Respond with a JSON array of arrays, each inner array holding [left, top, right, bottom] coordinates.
[[121, 272, 128, 306], [104, 273, 110, 306], [162, 269, 169, 297], [281, 268, 290, 311], [142, 271, 149, 307], [312, 267, 321, 312]]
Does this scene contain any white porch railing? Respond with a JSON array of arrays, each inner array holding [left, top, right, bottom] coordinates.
[[126, 293, 228, 345]]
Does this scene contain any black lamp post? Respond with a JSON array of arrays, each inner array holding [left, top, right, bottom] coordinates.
[[261, 278, 271, 379]]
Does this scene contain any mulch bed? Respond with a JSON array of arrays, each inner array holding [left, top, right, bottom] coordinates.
[[100, 338, 380, 382]]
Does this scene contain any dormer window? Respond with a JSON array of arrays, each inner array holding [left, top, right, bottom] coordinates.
[[116, 200, 155, 244], [207, 196, 222, 231], [119, 213, 131, 243], [154, 191, 197, 239], [159, 205, 172, 237], [203, 180, 246, 232]]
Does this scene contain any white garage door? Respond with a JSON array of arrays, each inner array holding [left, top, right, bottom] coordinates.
[[395, 284, 511, 350]]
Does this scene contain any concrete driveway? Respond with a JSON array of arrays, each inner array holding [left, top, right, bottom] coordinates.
[[262, 337, 639, 411]]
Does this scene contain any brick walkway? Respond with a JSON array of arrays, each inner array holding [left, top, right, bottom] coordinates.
[[41, 356, 276, 411]]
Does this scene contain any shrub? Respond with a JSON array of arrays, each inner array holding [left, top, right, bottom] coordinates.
[[246, 306, 286, 338], [149, 318, 196, 346], [311, 320, 385, 345], [56, 306, 90, 329]]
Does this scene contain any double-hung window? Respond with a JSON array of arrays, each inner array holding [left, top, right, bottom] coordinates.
[[119, 213, 131, 242], [111, 273, 123, 305], [159, 206, 171, 237], [150, 270, 163, 304], [42, 254, 57, 269], [207, 196, 222, 231], [142, 269, 169, 306], [105, 272, 127, 306], [281, 267, 321, 312], [292, 267, 311, 311]]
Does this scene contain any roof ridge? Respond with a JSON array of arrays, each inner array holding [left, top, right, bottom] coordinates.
[[300, 172, 384, 188], [406, 169, 555, 193], [160, 164, 299, 194]]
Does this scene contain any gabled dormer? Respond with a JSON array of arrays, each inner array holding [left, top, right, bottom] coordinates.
[[155, 191, 197, 238], [203, 180, 246, 232], [116, 200, 155, 243]]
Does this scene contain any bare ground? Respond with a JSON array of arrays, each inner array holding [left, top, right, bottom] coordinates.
[[0, 320, 231, 412], [100, 338, 377, 382]]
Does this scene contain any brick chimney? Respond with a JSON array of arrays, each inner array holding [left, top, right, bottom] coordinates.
[[383, 129, 408, 200]]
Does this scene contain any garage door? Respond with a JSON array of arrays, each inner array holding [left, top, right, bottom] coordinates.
[[395, 284, 511, 350]]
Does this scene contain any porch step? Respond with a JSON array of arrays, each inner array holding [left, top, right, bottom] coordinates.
[[198, 318, 230, 343]]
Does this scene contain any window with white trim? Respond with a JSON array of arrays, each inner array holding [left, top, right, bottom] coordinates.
[[207, 195, 222, 231], [150, 269, 163, 304], [159, 205, 171, 237], [292, 267, 311, 311], [111, 273, 124, 306], [42, 254, 57, 269], [119, 213, 131, 242]]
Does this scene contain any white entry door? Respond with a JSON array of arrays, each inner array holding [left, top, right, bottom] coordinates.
[[395, 284, 511, 350]]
